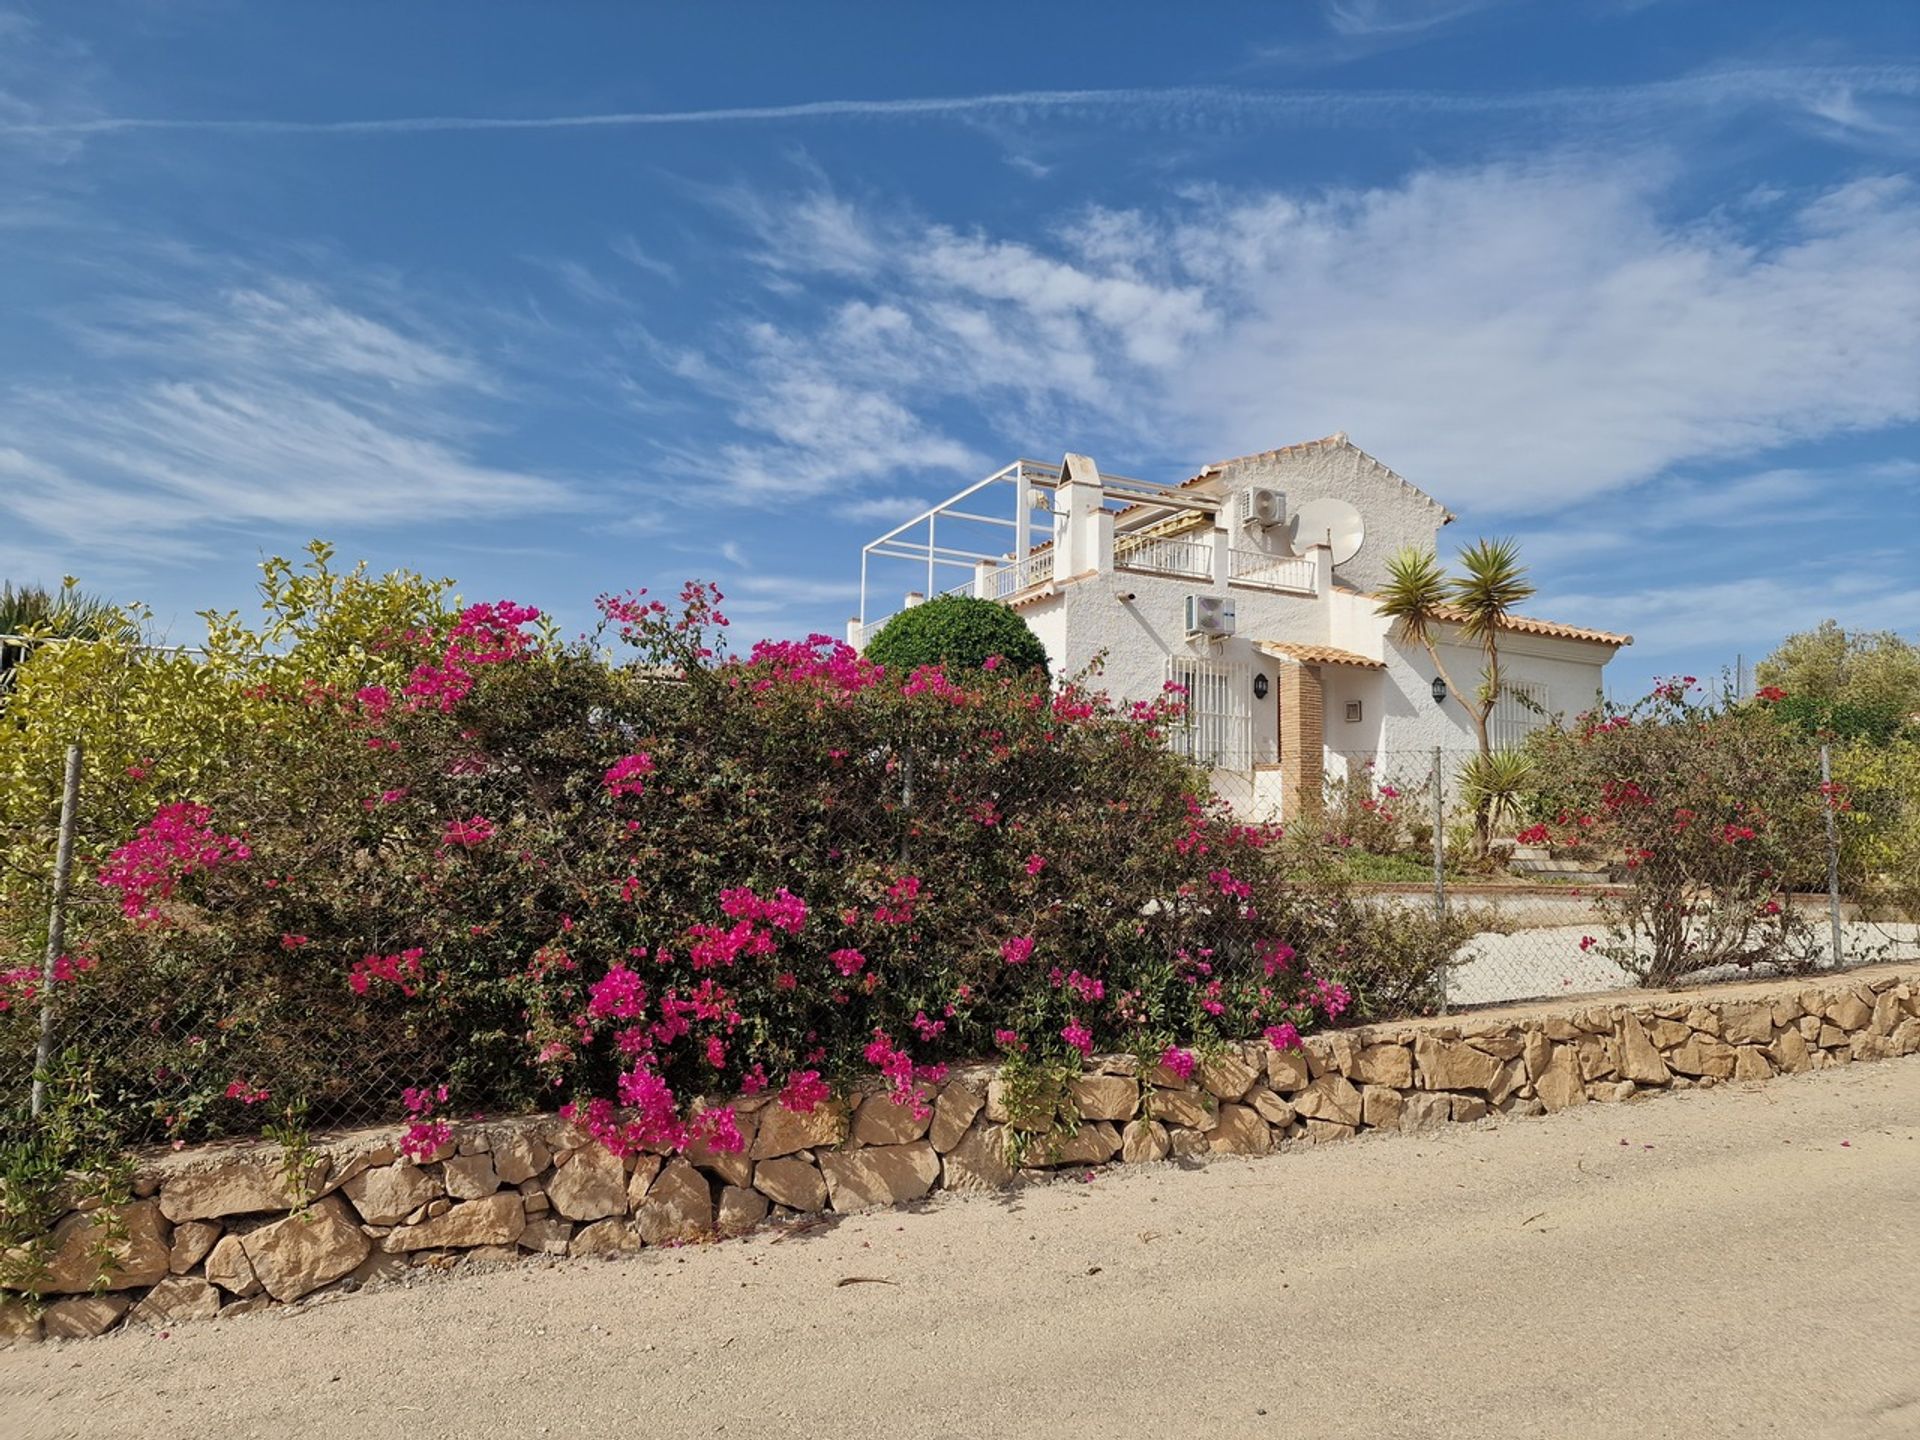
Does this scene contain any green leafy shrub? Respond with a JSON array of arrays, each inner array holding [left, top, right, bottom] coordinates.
[[1521, 681, 1826, 985], [1, 554, 1457, 1158], [863, 594, 1049, 678]]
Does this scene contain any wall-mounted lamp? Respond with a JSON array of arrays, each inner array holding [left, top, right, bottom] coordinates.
[[1253, 674, 1270, 700], [1431, 676, 1448, 706]]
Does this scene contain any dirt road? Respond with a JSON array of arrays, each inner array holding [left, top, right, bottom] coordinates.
[[5, 1059, 1917, 1440]]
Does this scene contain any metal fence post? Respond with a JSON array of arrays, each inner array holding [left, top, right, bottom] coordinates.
[[1432, 744, 1448, 1013], [1820, 743, 1844, 970], [31, 740, 83, 1118]]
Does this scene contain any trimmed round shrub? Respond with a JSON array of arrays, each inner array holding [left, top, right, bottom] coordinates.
[[863, 595, 1049, 678]]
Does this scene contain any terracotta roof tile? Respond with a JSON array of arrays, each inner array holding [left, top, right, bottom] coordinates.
[[1255, 641, 1387, 670], [1369, 598, 1631, 648]]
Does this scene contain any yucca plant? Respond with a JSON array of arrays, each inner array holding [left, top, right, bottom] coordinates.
[[0, 580, 130, 698], [1377, 537, 1536, 859], [1458, 749, 1536, 842]]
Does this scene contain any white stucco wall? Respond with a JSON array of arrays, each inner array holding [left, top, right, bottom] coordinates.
[[1208, 437, 1451, 595]]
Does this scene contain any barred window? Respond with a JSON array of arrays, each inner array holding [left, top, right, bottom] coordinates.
[[1166, 656, 1252, 770], [1491, 678, 1549, 749]]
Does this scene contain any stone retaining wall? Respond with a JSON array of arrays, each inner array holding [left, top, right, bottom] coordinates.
[[6, 967, 1917, 1345]]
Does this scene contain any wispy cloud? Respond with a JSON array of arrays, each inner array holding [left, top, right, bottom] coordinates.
[[681, 160, 1920, 524], [3, 66, 1917, 142], [0, 269, 578, 564]]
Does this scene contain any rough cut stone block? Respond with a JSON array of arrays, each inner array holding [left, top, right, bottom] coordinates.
[[717, 1185, 770, 1236], [1247, 1086, 1296, 1127], [851, 1092, 932, 1147], [1197, 1054, 1260, 1101], [753, 1157, 828, 1212], [159, 1157, 326, 1223], [636, 1158, 713, 1244], [128, 1276, 221, 1327], [1293, 1074, 1363, 1128], [1067, 1074, 1139, 1123], [941, 1122, 1016, 1191], [1769, 1027, 1812, 1072], [204, 1234, 262, 1297], [686, 1107, 757, 1186], [1733, 1046, 1774, 1082], [443, 1153, 501, 1201], [1399, 1092, 1451, 1133], [168, 1219, 222, 1275], [0, 1297, 40, 1347], [1147, 1087, 1217, 1131], [1207, 1104, 1270, 1156], [624, 1155, 664, 1210], [1265, 1045, 1311, 1093], [515, 1214, 573, 1256], [383, 1192, 526, 1253], [751, 1101, 849, 1159], [1617, 1013, 1672, 1085], [546, 1143, 627, 1221], [1350, 1043, 1414, 1088], [41, 1201, 170, 1294], [1360, 1084, 1404, 1130], [1825, 991, 1872, 1031], [42, 1295, 130, 1339], [1028, 1122, 1122, 1167], [1449, 1094, 1490, 1122], [1718, 1003, 1776, 1046], [1120, 1119, 1170, 1164], [929, 1081, 986, 1152], [1303, 1119, 1356, 1143], [819, 1141, 940, 1211], [490, 1132, 552, 1186], [341, 1163, 442, 1226], [1415, 1035, 1503, 1092], [237, 1195, 372, 1303], [570, 1219, 641, 1258], [1536, 1045, 1587, 1114]]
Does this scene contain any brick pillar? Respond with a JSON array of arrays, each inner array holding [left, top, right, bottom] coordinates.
[[1279, 664, 1325, 819]]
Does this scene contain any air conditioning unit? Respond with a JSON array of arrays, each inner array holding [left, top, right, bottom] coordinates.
[[1185, 594, 1236, 639], [1238, 487, 1286, 530]]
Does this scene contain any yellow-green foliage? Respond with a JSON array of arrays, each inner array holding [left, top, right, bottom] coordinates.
[[0, 543, 455, 961], [1834, 736, 1920, 920]]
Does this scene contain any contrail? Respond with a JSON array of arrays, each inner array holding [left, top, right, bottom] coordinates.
[[3, 66, 1915, 139]]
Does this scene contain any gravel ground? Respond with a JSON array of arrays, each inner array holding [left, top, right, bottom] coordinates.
[[4, 1059, 1917, 1440]]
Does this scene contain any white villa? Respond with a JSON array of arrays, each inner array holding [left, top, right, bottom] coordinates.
[[850, 434, 1630, 816]]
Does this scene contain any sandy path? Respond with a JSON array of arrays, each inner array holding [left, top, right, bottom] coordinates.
[[4, 1059, 1917, 1440]]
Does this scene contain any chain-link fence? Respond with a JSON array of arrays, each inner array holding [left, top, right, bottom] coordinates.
[[5, 636, 1918, 1148], [1321, 744, 1919, 1011]]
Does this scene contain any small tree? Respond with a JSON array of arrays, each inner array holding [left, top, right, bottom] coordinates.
[[1375, 538, 1534, 859], [863, 595, 1049, 678], [1523, 683, 1825, 986]]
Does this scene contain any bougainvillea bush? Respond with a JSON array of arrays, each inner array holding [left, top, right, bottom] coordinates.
[[1521, 681, 1827, 986], [0, 549, 1465, 1156]]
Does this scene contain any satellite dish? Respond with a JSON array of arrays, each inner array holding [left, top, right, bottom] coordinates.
[[1290, 498, 1365, 566]]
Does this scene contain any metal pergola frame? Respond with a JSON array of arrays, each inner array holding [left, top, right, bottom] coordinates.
[[856, 458, 1218, 631]]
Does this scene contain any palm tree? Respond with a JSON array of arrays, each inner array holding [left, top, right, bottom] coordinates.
[[1377, 538, 1535, 858], [0, 580, 130, 696]]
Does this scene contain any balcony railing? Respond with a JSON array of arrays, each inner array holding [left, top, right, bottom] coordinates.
[[981, 550, 1055, 600], [1228, 549, 1316, 594], [1115, 533, 1213, 580]]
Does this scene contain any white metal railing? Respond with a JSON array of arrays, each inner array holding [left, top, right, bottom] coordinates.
[[1115, 533, 1213, 580], [982, 550, 1055, 601], [1228, 549, 1317, 593]]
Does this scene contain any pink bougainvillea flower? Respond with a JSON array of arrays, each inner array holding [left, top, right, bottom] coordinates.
[[602, 753, 655, 798], [1061, 1021, 1094, 1057], [440, 815, 495, 848], [1024, 854, 1046, 877], [778, 1070, 831, 1115], [1000, 935, 1035, 966], [97, 802, 250, 921], [1159, 1046, 1196, 1080], [1263, 1022, 1302, 1052]]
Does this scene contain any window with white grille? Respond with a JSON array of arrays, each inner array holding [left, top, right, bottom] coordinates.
[[1166, 656, 1252, 770], [1491, 679, 1548, 749]]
